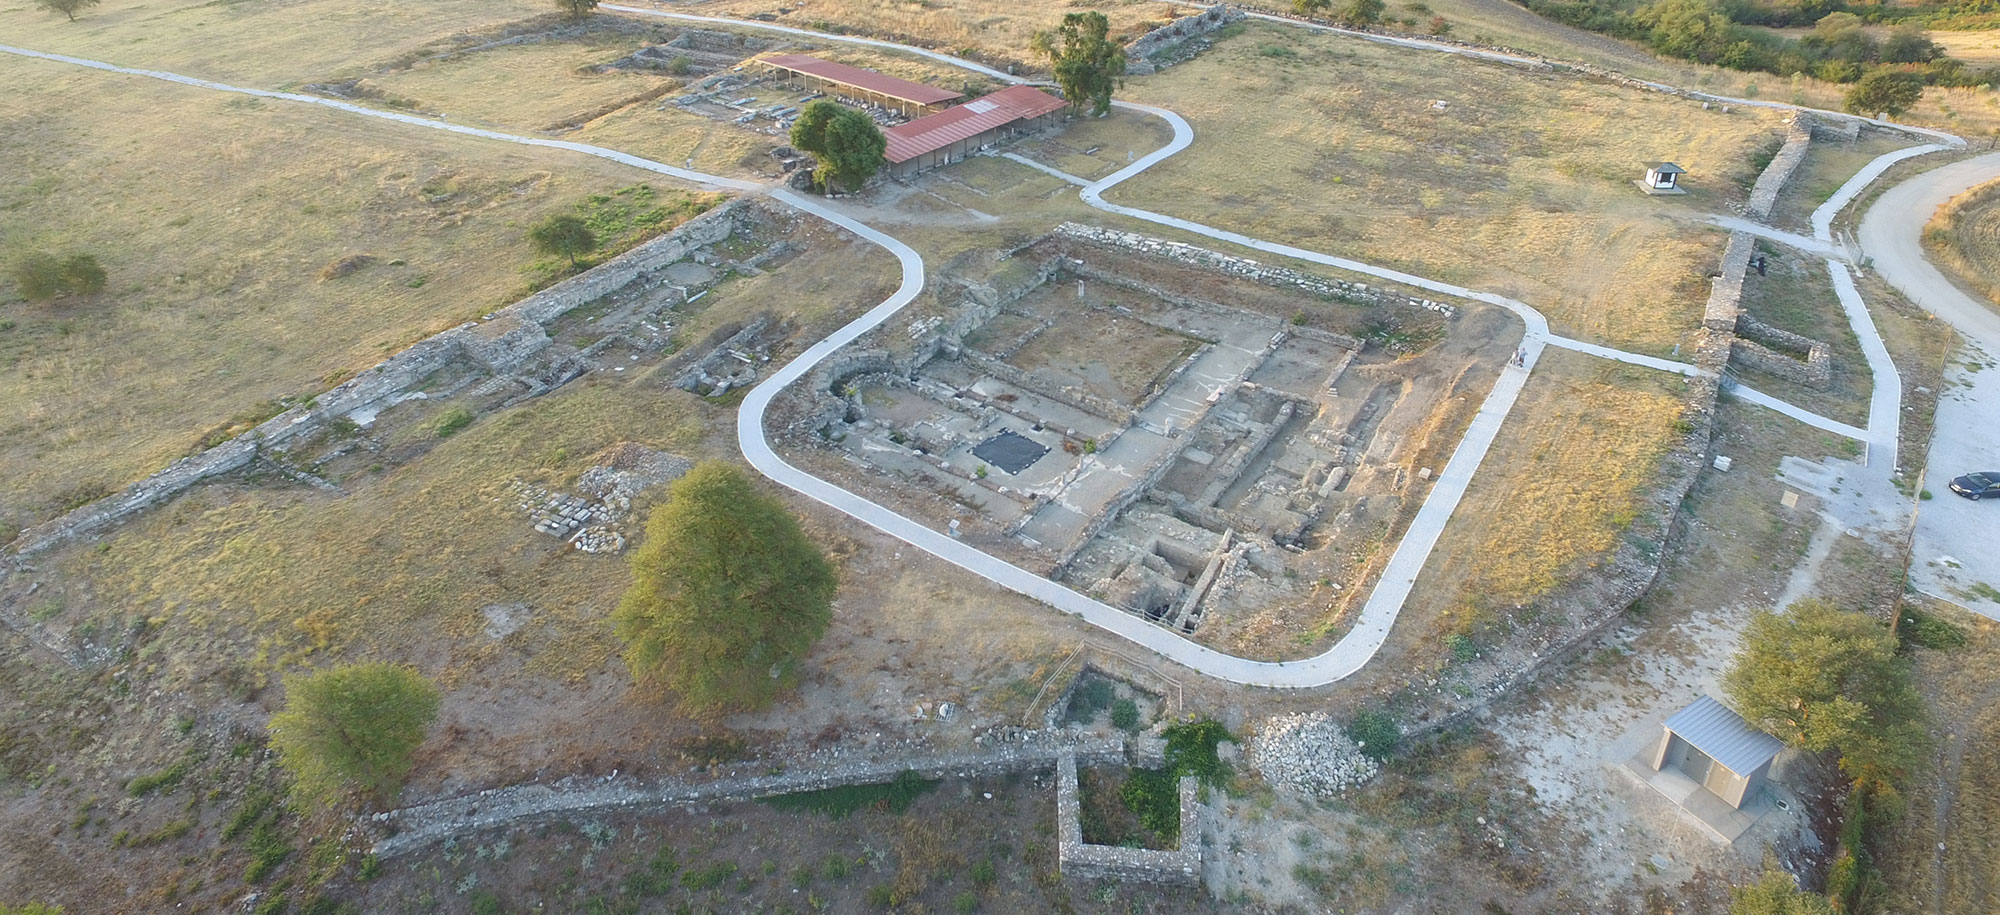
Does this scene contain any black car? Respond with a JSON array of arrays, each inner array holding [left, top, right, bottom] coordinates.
[[1949, 472, 2000, 500]]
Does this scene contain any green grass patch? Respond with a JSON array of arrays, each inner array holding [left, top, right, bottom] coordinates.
[[1900, 606, 1968, 651], [757, 770, 939, 819]]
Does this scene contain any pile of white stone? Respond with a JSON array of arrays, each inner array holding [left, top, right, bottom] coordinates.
[[1247, 711, 1379, 798]]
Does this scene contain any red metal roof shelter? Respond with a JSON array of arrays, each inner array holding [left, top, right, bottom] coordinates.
[[884, 85, 1068, 168], [761, 54, 963, 114]]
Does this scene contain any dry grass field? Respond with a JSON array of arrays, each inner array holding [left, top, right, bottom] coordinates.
[[1924, 175, 2000, 306], [685, 0, 1185, 66], [0, 0, 546, 86], [1404, 349, 1688, 632], [0, 59, 704, 535], [1109, 21, 1773, 355], [1930, 28, 2000, 67]]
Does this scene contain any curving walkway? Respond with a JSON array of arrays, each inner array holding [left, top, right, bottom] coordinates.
[[0, 13, 1908, 685]]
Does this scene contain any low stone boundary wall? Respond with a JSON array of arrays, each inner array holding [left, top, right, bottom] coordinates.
[[6, 199, 746, 561], [373, 733, 1130, 858], [1746, 119, 1813, 220], [1052, 223, 1457, 318], [1125, 4, 1246, 75], [1734, 315, 1833, 388], [1056, 751, 1202, 885]]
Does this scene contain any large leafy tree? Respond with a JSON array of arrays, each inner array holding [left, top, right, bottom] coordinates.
[[1845, 68, 1925, 117], [266, 662, 441, 806], [613, 461, 837, 716], [35, 0, 100, 22], [1728, 865, 1835, 915], [788, 100, 887, 192], [530, 214, 598, 268], [1723, 599, 1928, 779], [553, 0, 598, 21], [1031, 11, 1126, 117]]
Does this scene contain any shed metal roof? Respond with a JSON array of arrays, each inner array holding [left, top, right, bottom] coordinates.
[[760, 54, 963, 106], [883, 85, 1067, 163], [1651, 162, 1687, 174], [1663, 696, 1784, 775]]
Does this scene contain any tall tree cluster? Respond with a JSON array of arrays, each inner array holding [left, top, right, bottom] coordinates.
[[788, 100, 888, 192], [613, 461, 838, 715], [1032, 11, 1127, 117]]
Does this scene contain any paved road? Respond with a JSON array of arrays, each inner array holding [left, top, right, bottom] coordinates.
[[1860, 152, 2000, 619]]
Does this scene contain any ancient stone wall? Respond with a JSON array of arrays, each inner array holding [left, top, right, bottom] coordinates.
[[1124, 4, 1246, 76], [1733, 315, 1833, 388], [1053, 223, 1457, 319], [1746, 119, 1813, 220], [7, 200, 748, 562], [374, 733, 1130, 858], [1055, 752, 1202, 885]]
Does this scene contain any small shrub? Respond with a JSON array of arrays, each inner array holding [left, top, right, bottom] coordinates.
[[970, 858, 996, 886], [244, 820, 292, 883], [1899, 607, 1966, 650], [10, 252, 63, 301], [434, 407, 474, 438], [356, 853, 381, 882], [1110, 698, 1141, 732], [822, 852, 856, 879], [953, 890, 979, 912], [680, 861, 737, 891], [127, 758, 192, 797], [667, 54, 694, 76], [469, 890, 501, 915], [316, 254, 376, 283], [1346, 709, 1402, 761]]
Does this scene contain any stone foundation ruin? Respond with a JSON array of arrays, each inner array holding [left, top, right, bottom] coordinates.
[[777, 224, 1503, 656]]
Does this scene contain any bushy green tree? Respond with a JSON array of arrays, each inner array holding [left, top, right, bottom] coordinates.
[[613, 461, 837, 715], [1294, 0, 1331, 14], [10, 253, 63, 302], [35, 0, 100, 22], [1728, 865, 1835, 915], [1031, 11, 1126, 117], [1636, 0, 1738, 64], [1879, 26, 1941, 64], [59, 254, 105, 295], [267, 663, 441, 806], [529, 214, 597, 268], [1845, 68, 1925, 117], [553, 0, 598, 20], [787, 100, 887, 192], [1334, 0, 1386, 27], [1723, 599, 1928, 779], [9, 251, 106, 302]]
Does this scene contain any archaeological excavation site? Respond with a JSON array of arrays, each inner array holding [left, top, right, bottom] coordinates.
[[769, 225, 1518, 658]]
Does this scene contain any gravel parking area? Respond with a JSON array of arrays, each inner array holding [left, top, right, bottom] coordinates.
[[1912, 347, 2000, 620]]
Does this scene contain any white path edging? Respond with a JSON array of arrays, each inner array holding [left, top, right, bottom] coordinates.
[[0, 18, 1885, 686]]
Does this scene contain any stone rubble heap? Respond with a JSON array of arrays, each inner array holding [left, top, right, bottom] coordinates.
[[1247, 711, 1380, 798], [503, 445, 692, 554]]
